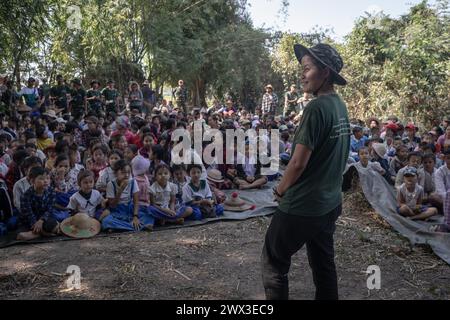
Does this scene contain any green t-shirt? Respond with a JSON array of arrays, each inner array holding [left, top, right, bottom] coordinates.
[[102, 87, 119, 104], [278, 94, 351, 217], [50, 84, 71, 107], [87, 89, 102, 108], [70, 88, 86, 109]]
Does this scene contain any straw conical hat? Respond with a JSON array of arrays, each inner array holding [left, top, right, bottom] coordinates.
[[223, 192, 254, 212], [60, 213, 101, 239]]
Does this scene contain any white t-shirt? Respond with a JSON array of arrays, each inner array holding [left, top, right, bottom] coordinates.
[[96, 166, 116, 190], [67, 190, 104, 217], [149, 181, 177, 209], [106, 179, 139, 205], [182, 180, 212, 204], [399, 183, 424, 210], [13, 177, 31, 211]]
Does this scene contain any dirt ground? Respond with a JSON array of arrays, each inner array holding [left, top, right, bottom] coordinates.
[[0, 191, 449, 300]]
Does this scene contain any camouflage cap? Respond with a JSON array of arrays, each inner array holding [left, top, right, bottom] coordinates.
[[294, 43, 347, 86]]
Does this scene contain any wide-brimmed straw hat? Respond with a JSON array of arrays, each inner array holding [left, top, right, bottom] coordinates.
[[207, 169, 224, 183], [223, 192, 254, 212], [294, 43, 347, 86], [43, 109, 57, 119], [17, 104, 32, 113], [60, 213, 101, 239]]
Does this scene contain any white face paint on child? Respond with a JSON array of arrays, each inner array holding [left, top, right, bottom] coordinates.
[[189, 167, 202, 183], [80, 175, 95, 193], [404, 175, 417, 188], [116, 166, 131, 183], [108, 154, 121, 168], [56, 159, 70, 175], [155, 167, 171, 185]]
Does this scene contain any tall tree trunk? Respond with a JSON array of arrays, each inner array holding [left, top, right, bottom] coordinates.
[[191, 77, 207, 108], [14, 59, 21, 89]]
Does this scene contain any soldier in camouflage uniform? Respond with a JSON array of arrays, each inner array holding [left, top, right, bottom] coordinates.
[[173, 79, 188, 114]]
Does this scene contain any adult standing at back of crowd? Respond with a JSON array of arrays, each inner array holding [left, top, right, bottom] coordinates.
[[262, 43, 350, 300], [18, 77, 41, 115], [50, 75, 71, 114], [142, 80, 156, 114], [38, 78, 51, 108], [86, 80, 103, 116], [128, 81, 143, 114], [174, 80, 188, 114], [297, 92, 313, 115], [283, 84, 299, 117], [102, 80, 120, 116], [261, 84, 278, 116], [69, 78, 87, 121]]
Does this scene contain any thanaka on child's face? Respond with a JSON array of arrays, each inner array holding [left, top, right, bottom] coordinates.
[[117, 136, 128, 151], [393, 140, 403, 149], [423, 158, 435, 173], [156, 168, 171, 185], [108, 154, 121, 168], [173, 169, 186, 182], [408, 156, 421, 168], [397, 148, 408, 160], [143, 136, 154, 149], [124, 148, 135, 161], [56, 160, 70, 175], [80, 176, 94, 194], [358, 149, 370, 166], [404, 175, 417, 189], [87, 121, 97, 131], [116, 166, 131, 183], [33, 173, 50, 190], [93, 149, 106, 164], [189, 168, 202, 183]]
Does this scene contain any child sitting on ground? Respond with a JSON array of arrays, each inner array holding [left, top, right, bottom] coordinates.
[[355, 147, 385, 176], [96, 149, 123, 194], [233, 141, 268, 190], [149, 164, 193, 225], [171, 164, 190, 208], [67, 170, 108, 220], [422, 154, 436, 205], [131, 155, 154, 230], [389, 145, 408, 174], [148, 144, 166, 180], [395, 151, 425, 190], [110, 134, 128, 153], [101, 160, 154, 232], [17, 167, 59, 240], [430, 149, 450, 211], [51, 154, 77, 222], [182, 164, 224, 219], [87, 144, 109, 182], [397, 167, 438, 221], [371, 143, 395, 184], [138, 133, 154, 159], [124, 144, 138, 163], [13, 156, 42, 214]]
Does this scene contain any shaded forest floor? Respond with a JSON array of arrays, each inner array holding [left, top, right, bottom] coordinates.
[[0, 191, 449, 300]]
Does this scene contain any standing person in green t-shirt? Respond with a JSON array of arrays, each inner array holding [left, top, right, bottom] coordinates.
[[283, 84, 299, 117], [69, 78, 87, 121], [50, 75, 71, 114], [102, 80, 120, 116], [86, 80, 103, 116], [262, 43, 351, 300]]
